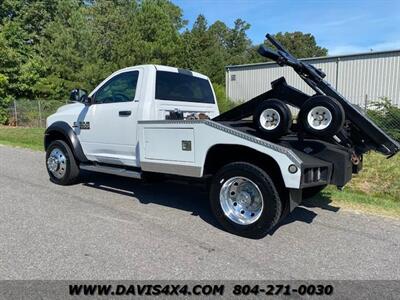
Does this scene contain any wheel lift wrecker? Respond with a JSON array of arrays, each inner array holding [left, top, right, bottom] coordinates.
[[215, 34, 399, 184], [45, 33, 399, 238]]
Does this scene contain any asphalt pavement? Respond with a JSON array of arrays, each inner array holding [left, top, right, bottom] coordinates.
[[1, 145, 399, 280]]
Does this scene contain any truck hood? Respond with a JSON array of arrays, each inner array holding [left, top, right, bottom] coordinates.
[[56, 102, 84, 113]]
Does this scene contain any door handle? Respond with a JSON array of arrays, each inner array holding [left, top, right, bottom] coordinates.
[[119, 110, 131, 116]]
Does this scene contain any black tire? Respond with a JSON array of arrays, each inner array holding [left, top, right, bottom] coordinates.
[[46, 140, 80, 185], [302, 184, 327, 199], [253, 99, 292, 138], [210, 162, 282, 239], [298, 95, 345, 137]]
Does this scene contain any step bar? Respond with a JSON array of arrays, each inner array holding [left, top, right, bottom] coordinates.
[[80, 164, 142, 179]]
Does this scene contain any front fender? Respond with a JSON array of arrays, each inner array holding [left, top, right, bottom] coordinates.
[[44, 121, 88, 162]]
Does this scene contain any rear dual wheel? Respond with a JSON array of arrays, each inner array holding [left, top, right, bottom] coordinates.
[[210, 162, 282, 238]]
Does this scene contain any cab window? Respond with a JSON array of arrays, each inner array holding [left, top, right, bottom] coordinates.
[[94, 71, 139, 104], [156, 70, 214, 104]]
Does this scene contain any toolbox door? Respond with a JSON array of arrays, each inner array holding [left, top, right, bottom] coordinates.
[[143, 128, 195, 163]]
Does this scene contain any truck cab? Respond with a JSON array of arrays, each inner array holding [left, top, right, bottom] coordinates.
[[46, 65, 219, 167]]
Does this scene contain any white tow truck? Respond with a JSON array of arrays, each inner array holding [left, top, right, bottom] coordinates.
[[45, 35, 399, 238]]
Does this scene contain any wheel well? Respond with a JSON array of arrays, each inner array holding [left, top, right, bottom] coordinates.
[[204, 144, 284, 186], [44, 130, 71, 151], [204, 144, 289, 214]]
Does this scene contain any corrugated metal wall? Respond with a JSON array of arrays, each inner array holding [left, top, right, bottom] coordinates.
[[226, 50, 400, 108]]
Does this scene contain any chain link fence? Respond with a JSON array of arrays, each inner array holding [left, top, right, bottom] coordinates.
[[363, 97, 400, 142], [7, 99, 67, 128], [3, 97, 400, 142]]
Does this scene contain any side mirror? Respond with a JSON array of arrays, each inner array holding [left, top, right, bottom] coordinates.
[[69, 89, 90, 105], [80, 94, 91, 106], [69, 89, 80, 102]]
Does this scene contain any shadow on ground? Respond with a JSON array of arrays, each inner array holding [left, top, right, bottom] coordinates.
[[79, 171, 340, 236], [269, 193, 341, 234]]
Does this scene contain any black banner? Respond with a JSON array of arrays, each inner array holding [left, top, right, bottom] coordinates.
[[0, 281, 399, 299]]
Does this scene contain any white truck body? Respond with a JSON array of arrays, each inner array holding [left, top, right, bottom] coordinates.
[[47, 65, 302, 188]]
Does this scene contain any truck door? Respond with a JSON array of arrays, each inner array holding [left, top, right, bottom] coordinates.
[[76, 70, 141, 166]]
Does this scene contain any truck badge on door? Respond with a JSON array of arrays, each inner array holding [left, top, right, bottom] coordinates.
[[73, 121, 90, 130]]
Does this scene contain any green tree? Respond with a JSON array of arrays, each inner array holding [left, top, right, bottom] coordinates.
[[0, 0, 60, 101], [0, 0, 330, 123], [35, 0, 187, 100], [34, 0, 91, 99], [214, 19, 252, 65], [181, 15, 253, 84], [132, 0, 185, 66], [0, 21, 26, 98], [181, 15, 225, 82], [250, 31, 328, 63]]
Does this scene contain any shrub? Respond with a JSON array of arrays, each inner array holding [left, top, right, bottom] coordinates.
[[0, 96, 11, 125], [367, 98, 400, 142], [212, 83, 238, 113]]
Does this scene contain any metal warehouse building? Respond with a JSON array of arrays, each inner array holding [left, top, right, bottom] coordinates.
[[225, 49, 400, 108]]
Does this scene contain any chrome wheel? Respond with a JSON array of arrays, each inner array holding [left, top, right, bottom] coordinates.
[[219, 176, 263, 225], [259, 108, 281, 131], [307, 106, 332, 130], [47, 148, 67, 179]]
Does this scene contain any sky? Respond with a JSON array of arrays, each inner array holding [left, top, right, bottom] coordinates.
[[173, 0, 400, 55]]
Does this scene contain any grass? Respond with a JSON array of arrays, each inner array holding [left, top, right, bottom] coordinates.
[[346, 152, 400, 201], [310, 152, 400, 217], [0, 126, 44, 151], [311, 153, 400, 217], [320, 187, 400, 218], [0, 126, 399, 217]]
